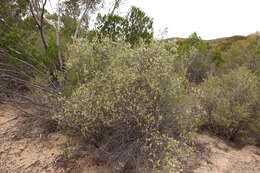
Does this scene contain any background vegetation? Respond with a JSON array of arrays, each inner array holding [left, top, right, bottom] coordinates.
[[1, 0, 260, 172]]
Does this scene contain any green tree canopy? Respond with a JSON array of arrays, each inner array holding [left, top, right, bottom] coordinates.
[[93, 6, 153, 46]]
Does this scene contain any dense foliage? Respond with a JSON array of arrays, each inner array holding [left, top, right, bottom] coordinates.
[[198, 66, 260, 144], [53, 38, 197, 172], [219, 34, 260, 75], [1, 0, 260, 172], [93, 6, 153, 46]]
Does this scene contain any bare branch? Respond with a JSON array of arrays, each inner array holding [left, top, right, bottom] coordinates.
[[26, 0, 48, 56], [27, 0, 40, 27], [73, 0, 103, 38], [56, 0, 63, 69], [1, 74, 59, 96], [111, 0, 123, 15]]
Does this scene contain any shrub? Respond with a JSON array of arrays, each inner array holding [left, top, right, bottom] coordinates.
[[198, 66, 260, 144], [186, 50, 213, 84], [220, 34, 260, 75], [55, 38, 198, 172], [176, 33, 214, 84]]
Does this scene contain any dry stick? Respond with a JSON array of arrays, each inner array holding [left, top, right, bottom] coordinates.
[[2, 99, 51, 115], [0, 47, 60, 92], [0, 90, 53, 109], [0, 21, 46, 67], [1, 46, 47, 69], [0, 52, 59, 90], [0, 92, 53, 115], [0, 62, 13, 68], [0, 18, 45, 59], [1, 74, 59, 96], [0, 69, 33, 80], [0, 65, 55, 90], [0, 48, 47, 72], [0, 63, 40, 85], [2, 101, 54, 121], [0, 116, 19, 126], [0, 69, 58, 92]]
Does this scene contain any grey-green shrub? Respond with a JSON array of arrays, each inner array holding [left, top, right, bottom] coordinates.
[[198, 66, 260, 143], [55, 38, 198, 172], [220, 34, 260, 75]]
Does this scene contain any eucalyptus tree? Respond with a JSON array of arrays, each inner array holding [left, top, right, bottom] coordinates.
[[26, 0, 49, 56], [60, 0, 103, 38], [0, 0, 27, 36], [94, 6, 154, 46]]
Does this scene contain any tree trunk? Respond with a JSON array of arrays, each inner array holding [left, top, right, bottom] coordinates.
[[74, 8, 88, 38], [56, 0, 63, 70], [40, 26, 48, 55], [111, 0, 122, 15], [27, 0, 48, 59]]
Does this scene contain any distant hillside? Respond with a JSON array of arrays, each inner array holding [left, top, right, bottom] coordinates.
[[166, 35, 246, 44], [165, 35, 248, 51], [164, 37, 185, 41], [205, 37, 228, 44]]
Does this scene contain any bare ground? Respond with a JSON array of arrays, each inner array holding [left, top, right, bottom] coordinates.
[[0, 104, 69, 173], [0, 104, 260, 173], [189, 133, 260, 173], [0, 104, 109, 173]]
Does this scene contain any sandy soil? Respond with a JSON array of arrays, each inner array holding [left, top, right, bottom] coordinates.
[[0, 104, 111, 173], [191, 133, 260, 173], [0, 104, 70, 173], [1, 104, 260, 173]]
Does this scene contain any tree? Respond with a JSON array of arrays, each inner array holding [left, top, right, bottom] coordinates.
[[125, 6, 153, 46], [26, 0, 49, 57], [0, 0, 27, 36], [56, 0, 63, 69], [0, 0, 42, 67], [95, 13, 126, 41], [58, 0, 104, 38], [94, 6, 153, 46], [110, 0, 125, 15], [45, 0, 64, 69]]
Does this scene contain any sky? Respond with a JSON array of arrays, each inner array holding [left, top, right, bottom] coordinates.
[[47, 0, 260, 40]]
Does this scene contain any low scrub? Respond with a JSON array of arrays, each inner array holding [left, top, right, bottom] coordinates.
[[198, 66, 260, 144], [52, 38, 198, 172]]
